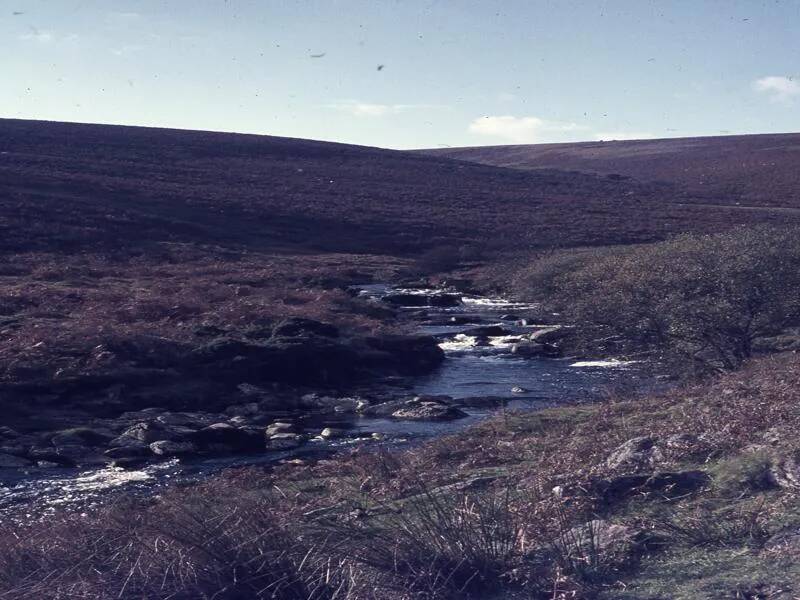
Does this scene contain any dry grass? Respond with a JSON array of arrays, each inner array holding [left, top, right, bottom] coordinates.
[[0, 249, 405, 386], [6, 354, 800, 598]]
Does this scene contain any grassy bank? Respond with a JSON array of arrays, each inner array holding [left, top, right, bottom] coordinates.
[[3, 353, 799, 598]]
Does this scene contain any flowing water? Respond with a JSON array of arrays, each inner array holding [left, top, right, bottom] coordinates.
[[0, 285, 652, 521]]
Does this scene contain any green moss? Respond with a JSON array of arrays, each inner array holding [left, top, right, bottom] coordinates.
[[710, 451, 775, 495], [605, 547, 800, 599]]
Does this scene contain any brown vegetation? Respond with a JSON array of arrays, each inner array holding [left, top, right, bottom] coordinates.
[[3, 353, 800, 598]]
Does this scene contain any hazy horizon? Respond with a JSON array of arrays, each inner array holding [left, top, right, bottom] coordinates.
[[3, 0, 799, 149]]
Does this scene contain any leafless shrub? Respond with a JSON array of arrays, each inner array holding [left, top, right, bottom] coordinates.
[[551, 227, 800, 372]]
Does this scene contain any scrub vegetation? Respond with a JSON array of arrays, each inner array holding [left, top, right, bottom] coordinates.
[[517, 227, 800, 372]]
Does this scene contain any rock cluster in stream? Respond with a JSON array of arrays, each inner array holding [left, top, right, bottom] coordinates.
[[0, 391, 477, 471], [0, 290, 569, 475]]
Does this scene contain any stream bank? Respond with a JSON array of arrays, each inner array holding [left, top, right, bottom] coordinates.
[[0, 284, 653, 520]]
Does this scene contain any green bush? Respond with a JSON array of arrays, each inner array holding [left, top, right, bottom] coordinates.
[[550, 227, 800, 371]]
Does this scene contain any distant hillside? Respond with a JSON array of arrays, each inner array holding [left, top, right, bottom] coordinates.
[[420, 133, 800, 208], [1, 120, 793, 260]]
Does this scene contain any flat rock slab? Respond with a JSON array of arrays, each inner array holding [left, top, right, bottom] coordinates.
[[391, 403, 468, 421]]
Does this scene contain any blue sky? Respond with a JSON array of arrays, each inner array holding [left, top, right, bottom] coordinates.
[[2, 0, 798, 149]]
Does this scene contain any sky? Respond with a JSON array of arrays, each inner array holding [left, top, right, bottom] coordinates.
[[2, 0, 799, 149]]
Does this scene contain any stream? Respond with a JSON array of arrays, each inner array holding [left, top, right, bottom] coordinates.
[[0, 285, 653, 522]]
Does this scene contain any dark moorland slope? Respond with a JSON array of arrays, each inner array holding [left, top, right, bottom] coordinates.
[[421, 133, 800, 208], [2, 120, 795, 258]]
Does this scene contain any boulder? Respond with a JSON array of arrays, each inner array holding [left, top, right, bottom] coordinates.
[[271, 317, 339, 339], [52, 445, 108, 466], [413, 394, 454, 404], [111, 457, 149, 470], [0, 444, 30, 457], [382, 293, 462, 308], [50, 427, 113, 447], [320, 427, 346, 439], [529, 327, 568, 345], [265, 422, 296, 436], [361, 335, 445, 375], [119, 422, 193, 444], [664, 432, 700, 449], [258, 395, 298, 412], [392, 403, 468, 421], [662, 433, 705, 459], [511, 342, 561, 358], [0, 429, 35, 457], [189, 336, 360, 385], [150, 440, 197, 457], [155, 412, 216, 428], [462, 326, 512, 337], [105, 444, 150, 459], [768, 453, 800, 490], [238, 383, 268, 397], [451, 315, 483, 325], [560, 519, 646, 560], [593, 470, 710, 506], [0, 426, 21, 441], [765, 528, 800, 557], [423, 315, 482, 326], [605, 436, 664, 471], [301, 394, 362, 412], [266, 433, 306, 450], [359, 399, 408, 417], [190, 423, 263, 452], [224, 402, 262, 417], [0, 453, 31, 468], [27, 447, 76, 466], [109, 434, 155, 449]]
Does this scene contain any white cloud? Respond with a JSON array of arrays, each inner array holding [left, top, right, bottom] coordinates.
[[18, 30, 79, 44], [593, 131, 654, 141], [327, 101, 444, 117], [18, 30, 53, 43], [752, 75, 800, 103], [468, 115, 585, 143]]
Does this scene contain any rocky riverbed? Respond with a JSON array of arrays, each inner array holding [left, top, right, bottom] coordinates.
[[1, 284, 650, 520]]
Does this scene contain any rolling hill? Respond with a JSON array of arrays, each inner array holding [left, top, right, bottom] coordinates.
[[420, 133, 800, 209], [2, 120, 793, 261]]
